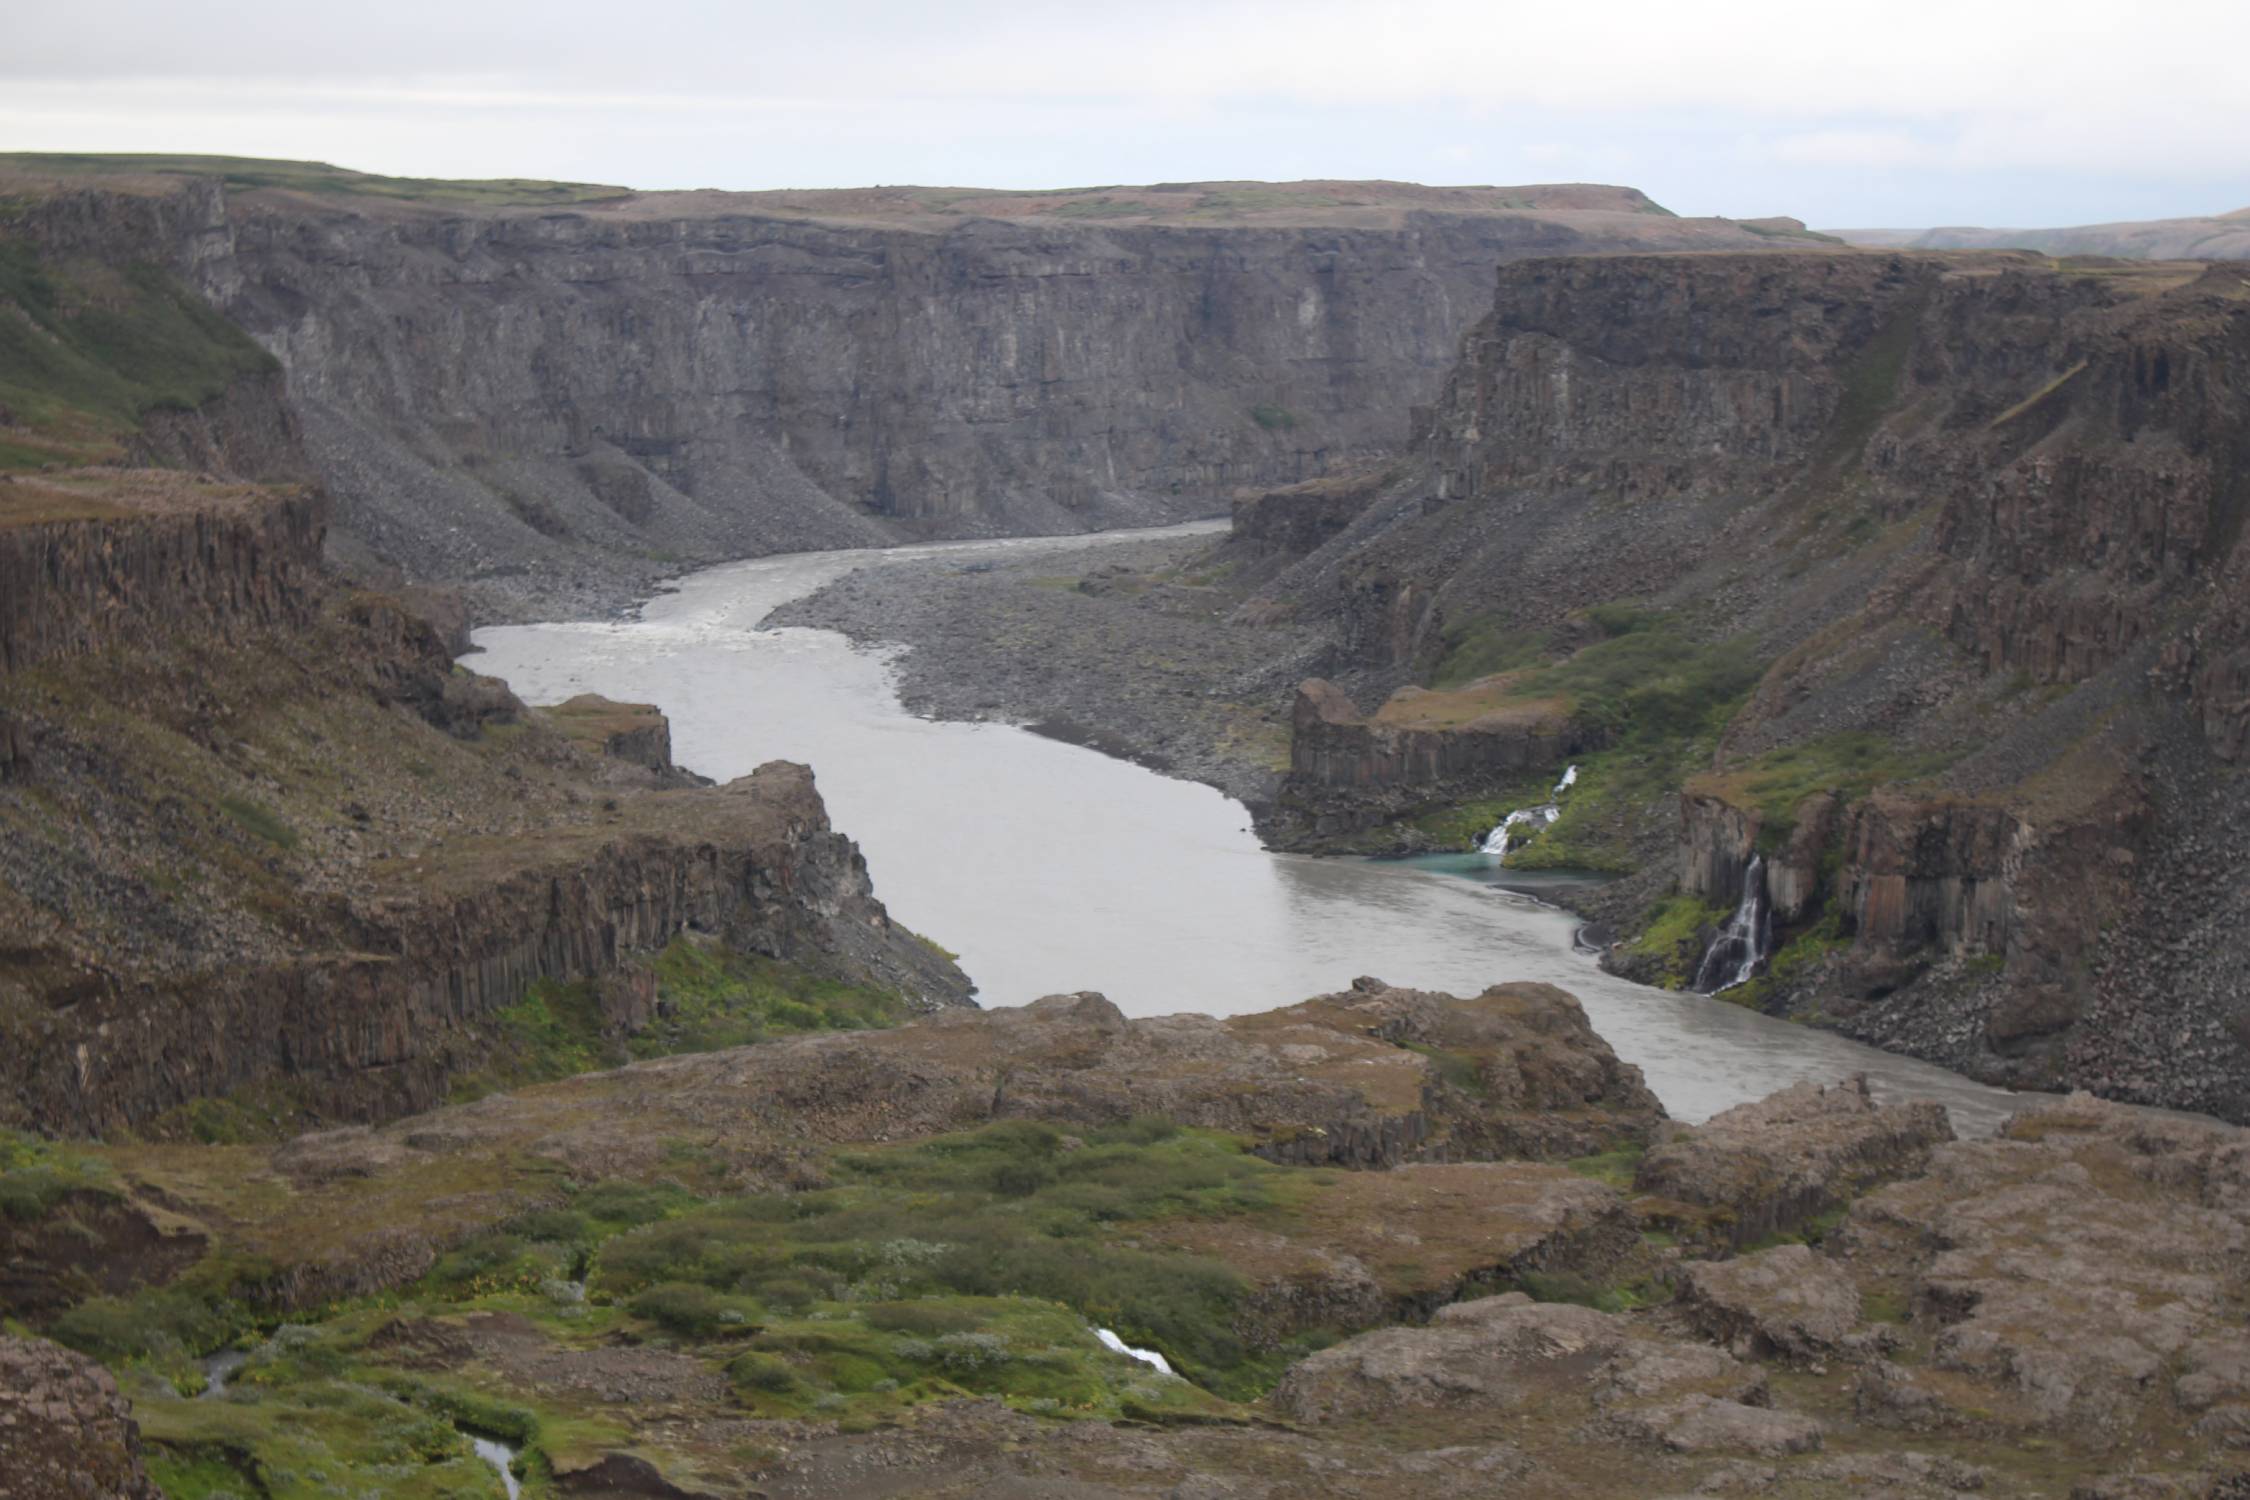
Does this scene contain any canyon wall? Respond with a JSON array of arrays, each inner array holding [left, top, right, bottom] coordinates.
[[5, 164, 1811, 618], [1, 482, 965, 1138], [1248, 249, 2250, 1115], [8, 761, 963, 1135]]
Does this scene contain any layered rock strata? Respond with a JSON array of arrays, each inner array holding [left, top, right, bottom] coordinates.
[[1, 161, 1823, 617], [1, 470, 966, 1136], [1242, 248, 2250, 1114]]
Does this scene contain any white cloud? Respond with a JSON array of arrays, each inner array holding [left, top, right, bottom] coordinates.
[[1, 0, 2246, 223]]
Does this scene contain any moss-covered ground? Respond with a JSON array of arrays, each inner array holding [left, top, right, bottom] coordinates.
[[0, 240, 277, 468]]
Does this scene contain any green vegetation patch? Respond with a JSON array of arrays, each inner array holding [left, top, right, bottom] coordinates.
[[581, 1119, 1306, 1398], [1, 152, 629, 208], [1690, 731, 1956, 847], [447, 940, 916, 1103], [133, 1324, 549, 1500], [1626, 890, 1734, 987], [215, 794, 298, 850], [1511, 614, 1762, 746], [1248, 402, 1298, 431], [0, 241, 277, 467], [0, 1129, 118, 1222], [642, 940, 912, 1055], [1429, 615, 1550, 690]]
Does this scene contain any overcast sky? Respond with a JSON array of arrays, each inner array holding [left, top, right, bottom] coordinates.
[[5, 0, 2244, 229]]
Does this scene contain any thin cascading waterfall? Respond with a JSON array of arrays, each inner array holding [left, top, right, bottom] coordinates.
[[1479, 805, 1552, 855], [1478, 764, 1580, 859], [1693, 853, 1772, 994]]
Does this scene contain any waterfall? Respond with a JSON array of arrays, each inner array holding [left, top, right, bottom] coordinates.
[[1693, 854, 1772, 994], [1479, 805, 1554, 855], [1478, 765, 1580, 858]]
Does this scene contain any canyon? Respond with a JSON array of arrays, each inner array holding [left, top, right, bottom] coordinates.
[[2, 156, 1820, 621], [8, 150, 2250, 1498], [789, 248, 2250, 1122]]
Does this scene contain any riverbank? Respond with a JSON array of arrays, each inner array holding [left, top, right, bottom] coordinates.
[[768, 524, 1310, 811]]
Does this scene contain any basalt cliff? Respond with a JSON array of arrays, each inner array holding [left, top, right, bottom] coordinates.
[[0, 260, 969, 1137], [1226, 248, 2250, 1120], [2, 156, 1821, 618]]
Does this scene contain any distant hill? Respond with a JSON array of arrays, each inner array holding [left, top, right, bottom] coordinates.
[[1831, 207, 2250, 260], [0, 152, 1805, 231]]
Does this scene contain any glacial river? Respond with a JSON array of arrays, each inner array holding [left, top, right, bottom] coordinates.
[[472, 525, 2028, 1132]]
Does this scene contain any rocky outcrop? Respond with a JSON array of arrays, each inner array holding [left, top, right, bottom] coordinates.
[[1268, 1291, 1822, 1457], [1271, 676, 1598, 839], [1835, 1093, 2250, 1445], [1, 466, 968, 1136], [0, 472, 323, 674], [1634, 1076, 1953, 1248], [0, 1336, 162, 1500], [7, 762, 968, 1135], [1229, 470, 1390, 556], [1674, 1244, 1863, 1362], [543, 694, 704, 785]]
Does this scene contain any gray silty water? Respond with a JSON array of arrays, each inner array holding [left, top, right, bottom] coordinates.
[[470, 525, 2031, 1133]]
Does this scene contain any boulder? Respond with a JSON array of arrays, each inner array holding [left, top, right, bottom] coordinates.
[[1674, 1243, 1863, 1361], [1635, 1075, 1953, 1247], [1270, 1294, 1773, 1432], [0, 1336, 161, 1500]]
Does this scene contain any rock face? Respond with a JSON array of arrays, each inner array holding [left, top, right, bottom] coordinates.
[[2, 467, 967, 1136], [8, 759, 967, 1135], [545, 694, 702, 784], [0, 1336, 161, 1500], [0, 472, 322, 675], [1274, 675, 1599, 838], [1270, 1292, 1820, 1458], [1229, 470, 1392, 557], [1, 163, 1821, 618], [1241, 246, 2250, 1115]]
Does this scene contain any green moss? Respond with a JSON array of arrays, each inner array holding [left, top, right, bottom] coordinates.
[[1563, 1146, 1645, 1191], [0, 242, 277, 466], [214, 795, 298, 850], [1399, 1042, 1488, 1097], [1428, 615, 1549, 690], [444, 941, 917, 1103], [1699, 731, 1956, 848], [447, 978, 613, 1101], [1248, 403, 1298, 431], [1817, 290, 1927, 469], [583, 1120, 1304, 1397], [1514, 1269, 1665, 1315], [641, 940, 912, 1055], [1405, 774, 1554, 849], [1628, 891, 1732, 989], [0, 1129, 118, 1222], [1512, 617, 1762, 746]]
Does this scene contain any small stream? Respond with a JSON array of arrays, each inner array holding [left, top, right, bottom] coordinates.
[[471, 525, 2035, 1135], [467, 1434, 522, 1498], [196, 1349, 247, 1398]]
